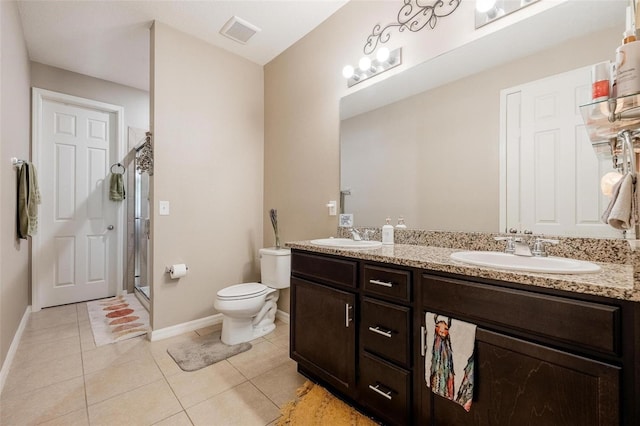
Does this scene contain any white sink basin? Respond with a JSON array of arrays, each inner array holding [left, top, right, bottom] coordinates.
[[450, 251, 601, 274], [310, 238, 382, 249]]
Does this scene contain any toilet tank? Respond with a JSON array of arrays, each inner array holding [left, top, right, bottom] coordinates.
[[259, 247, 291, 289]]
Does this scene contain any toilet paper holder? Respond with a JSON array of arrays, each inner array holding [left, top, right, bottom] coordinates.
[[164, 265, 189, 273], [165, 264, 189, 279]]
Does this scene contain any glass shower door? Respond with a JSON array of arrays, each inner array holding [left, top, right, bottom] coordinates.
[[134, 165, 150, 300]]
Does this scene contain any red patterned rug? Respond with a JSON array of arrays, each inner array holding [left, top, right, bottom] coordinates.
[[86, 293, 150, 346]]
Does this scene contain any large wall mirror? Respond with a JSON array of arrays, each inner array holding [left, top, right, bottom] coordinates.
[[340, 0, 626, 238]]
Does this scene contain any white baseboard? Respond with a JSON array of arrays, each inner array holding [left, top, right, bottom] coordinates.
[[0, 306, 31, 394], [149, 313, 223, 341], [276, 309, 290, 324], [149, 310, 289, 342]]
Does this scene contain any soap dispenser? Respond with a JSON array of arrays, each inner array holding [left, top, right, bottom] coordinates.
[[396, 216, 407, 229], [382, 217, 394, 245]]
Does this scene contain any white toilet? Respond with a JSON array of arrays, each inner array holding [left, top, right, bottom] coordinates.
[[214, 247, 291, 345]]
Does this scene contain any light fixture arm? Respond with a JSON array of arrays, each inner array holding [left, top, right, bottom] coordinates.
[[363, 0, 462, 54]]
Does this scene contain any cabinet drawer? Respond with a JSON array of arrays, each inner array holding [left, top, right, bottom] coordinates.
[[292, 251, 357, 289], [422, 274, 621, 356], [361, 297, 411, 368], [359, 352, 410, 425], [363, 264, 411, 302]]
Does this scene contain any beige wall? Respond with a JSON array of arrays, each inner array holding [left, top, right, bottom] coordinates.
[[0, 0, 31, 371], [151, 22, 264, 330], [31, 62, 149, 131], [341, 26, 620, 232], [31, 62, 150, 292]]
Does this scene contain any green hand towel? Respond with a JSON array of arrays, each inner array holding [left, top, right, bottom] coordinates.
[[17, 162, 41, 239], [17, 164, 29, 239], [27, 163, 41, 236], [109, 173, 125, 201]]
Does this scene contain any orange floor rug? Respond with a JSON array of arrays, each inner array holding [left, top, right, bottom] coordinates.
[[277, 381, 379, 426], [86, 293, 149, 346]]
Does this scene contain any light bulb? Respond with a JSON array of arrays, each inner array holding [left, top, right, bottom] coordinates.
[[342, 65, 354, 79], [600, 171, 623, 197], [476, 0, 496, 13], [358, 56, 372, 72], [376, 47, 390, 63], [486, 6, 505, 19]]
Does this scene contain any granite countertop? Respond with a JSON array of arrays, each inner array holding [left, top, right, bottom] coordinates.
[[287, 241, 637, 302]]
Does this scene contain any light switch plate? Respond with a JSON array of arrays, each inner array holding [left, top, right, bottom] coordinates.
[[327, 200, 337, 216], [159, 200, 170, 216]]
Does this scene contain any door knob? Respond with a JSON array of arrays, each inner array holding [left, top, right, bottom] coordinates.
[[107, 225, 114, 230]]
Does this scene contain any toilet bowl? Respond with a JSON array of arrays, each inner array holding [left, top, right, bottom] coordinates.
[[214, 248, 290, 345]]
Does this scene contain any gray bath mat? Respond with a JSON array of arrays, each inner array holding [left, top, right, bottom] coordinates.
[[167, 331, 252, 372]]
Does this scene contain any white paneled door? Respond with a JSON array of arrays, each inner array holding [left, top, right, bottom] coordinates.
[[501, 66, 621, 238], [33, 89, 124, 309]]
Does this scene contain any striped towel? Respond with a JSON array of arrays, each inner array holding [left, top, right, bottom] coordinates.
[[425, 312, 476, 412]]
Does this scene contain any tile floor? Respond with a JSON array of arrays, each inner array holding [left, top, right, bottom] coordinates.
[[0, 302, 306, 426]]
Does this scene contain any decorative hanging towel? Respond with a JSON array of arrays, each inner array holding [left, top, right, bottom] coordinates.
[[17, 162, 42, 239], [425, 312, 477, 412]]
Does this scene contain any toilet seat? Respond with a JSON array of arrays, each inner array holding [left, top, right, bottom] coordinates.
[[217, 283, 268, 300]]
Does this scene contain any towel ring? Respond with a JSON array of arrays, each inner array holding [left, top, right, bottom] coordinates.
[[110, 163, 125, 174]]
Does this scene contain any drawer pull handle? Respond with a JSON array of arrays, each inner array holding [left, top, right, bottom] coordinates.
[[368, 384, 393, 400], [368, 326, 392, 338], [369, 279, 394, 288], [345, 304, 353, 328]]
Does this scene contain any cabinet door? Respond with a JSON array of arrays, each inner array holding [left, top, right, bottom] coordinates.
[[421, 328, 619, 426], [291, 277, 356, 396]]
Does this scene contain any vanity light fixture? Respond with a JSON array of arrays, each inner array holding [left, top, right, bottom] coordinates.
[[342, 47, 402, 88]]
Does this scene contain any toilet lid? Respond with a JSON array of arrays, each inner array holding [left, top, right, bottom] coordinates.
[[217, 283, 268, 300]]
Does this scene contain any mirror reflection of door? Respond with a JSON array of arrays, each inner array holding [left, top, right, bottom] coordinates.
[[134, 143, 151, 300]]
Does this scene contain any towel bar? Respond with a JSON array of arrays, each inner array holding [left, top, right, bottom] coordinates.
[[110, 162, 125, 174], [11, 157, 25, 167]]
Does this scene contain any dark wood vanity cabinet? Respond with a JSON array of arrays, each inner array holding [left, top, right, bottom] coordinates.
[[290, 249, 640, 426]]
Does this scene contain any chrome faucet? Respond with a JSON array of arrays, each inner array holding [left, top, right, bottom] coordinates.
[[350, 228, 362, 241], [513, 239, 533, 257], [494, 236, 518, 254], [531, 238, 559, 257], [495, 236, 532, 256], [496, 235, 559, 257]]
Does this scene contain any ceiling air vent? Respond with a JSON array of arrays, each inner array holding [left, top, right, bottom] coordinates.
[[220, 16, 261, 44]]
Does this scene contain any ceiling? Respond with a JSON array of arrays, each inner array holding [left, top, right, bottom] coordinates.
[[17, 0, 349, 91]]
